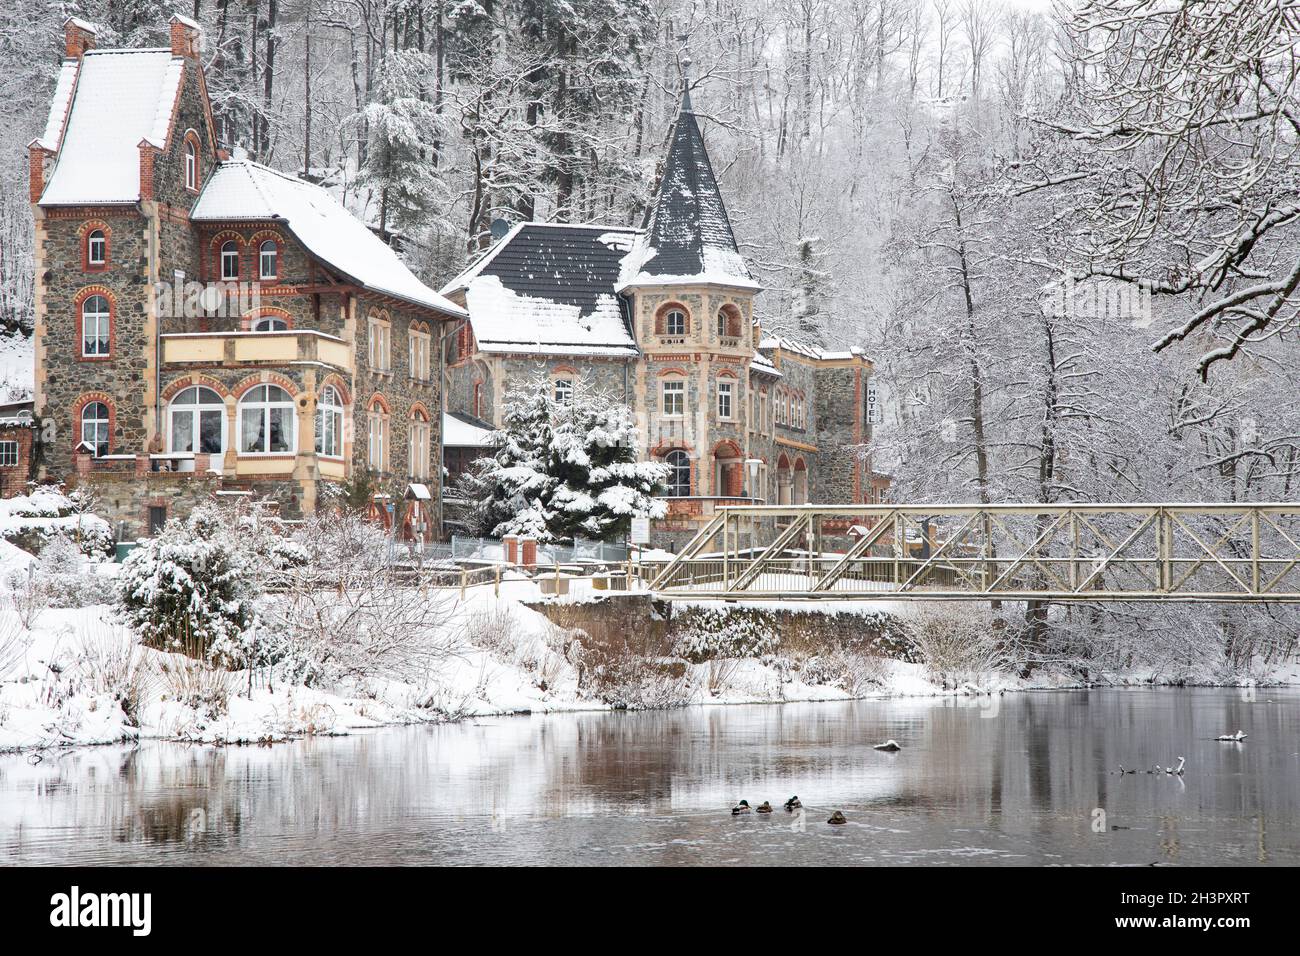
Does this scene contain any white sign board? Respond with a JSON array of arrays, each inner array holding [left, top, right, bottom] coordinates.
[[867, 379, 882, 425], [630, 516, 651, 544]]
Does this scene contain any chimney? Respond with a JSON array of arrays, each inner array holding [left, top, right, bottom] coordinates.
[[28, 143, 51, 203], [169, 13, 202, 59], [63, 16, 97, 58]]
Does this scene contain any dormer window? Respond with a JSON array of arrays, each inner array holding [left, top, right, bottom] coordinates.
[[259, 239, 278, 280], [666, 309, 686, 336], [87, 230, 106, 267], [220, 240, 239, 280]]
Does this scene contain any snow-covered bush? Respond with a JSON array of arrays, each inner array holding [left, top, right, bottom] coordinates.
[[0, 485, 113, 559], [255, 510, 458, 687], [116, 504, 260, 661], [3, 534, 113, 609], [671, 607, 780, 663], [906, 604, 1008, 689], [75, 622, 151, 727], [156, 655, 231, 721]]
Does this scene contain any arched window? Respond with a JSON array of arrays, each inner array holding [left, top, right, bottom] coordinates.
[[87, 230, 106, 267], [184, 138, 198, 190], [81, 294, 110, 357], [367, 398, 389, 471], [220, 240, 240, 280], [258, 239, 278, 280], [168, 386, 225, 455], [252, 315, 288, 332], [315, 385, 344, 458], [553, 378, 574, 404], [665, 308, 686, 336], [717, 310, 727, 337], [664, 450, 691, 497], [409, 408, 430, 479], [237, 385, 294, 454], [80, 401, 110, 456]]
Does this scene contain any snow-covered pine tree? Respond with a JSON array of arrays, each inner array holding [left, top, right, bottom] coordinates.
[[462, 377, 558, 541], [792, 235, 831, 348], [549, 388, 669, 541], [351, 49, 448, 238]]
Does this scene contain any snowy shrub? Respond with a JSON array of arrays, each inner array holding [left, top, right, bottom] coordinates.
[[75, 622, 151, 727], [0, 610, 29, 679], [671, 607, 780, 663], [906, 604, 1009, 689], [800, 649, 890, 695], [254, 511, 459, 688], [157, 655, 232, 720], [461, 602, 521, 655], [116, 504, 260, 661], [3, 535, 113, 610], [0, 484, 112, 559]]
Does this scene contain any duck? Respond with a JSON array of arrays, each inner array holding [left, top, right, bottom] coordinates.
[[755, 801, 773, 814], [1117, 765, 1137, 775], [827, 810, 847, 825], [784, 796, 802, 810], [1216, 730, 1247, 742], [731, 800, 751, 815], [873, 739, 902, 752], [1165, 756, 1185, 776]]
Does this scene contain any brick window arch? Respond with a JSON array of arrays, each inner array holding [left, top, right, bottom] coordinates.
[[654, 302, 690, 336], [74, 286, 114, 360], [183, 130, 201, 192], [79, 221, 111, 272], [716, 304, 742, 338], [243, 307, 294, 331]]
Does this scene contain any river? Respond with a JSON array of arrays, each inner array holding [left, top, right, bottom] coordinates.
[[1, 687, 1297, 865]]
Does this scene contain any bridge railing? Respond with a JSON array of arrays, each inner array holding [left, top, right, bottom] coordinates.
[[649, 502, 1300, 602]]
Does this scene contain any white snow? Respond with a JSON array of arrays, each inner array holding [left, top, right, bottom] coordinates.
[[34, 59, 80, 153], [39, 49, 184, 205], [0, 335, 33, 402], [442, 413, 494, 447], [191, 161, 467, 317]]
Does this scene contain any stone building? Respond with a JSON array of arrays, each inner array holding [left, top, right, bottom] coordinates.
[[440, 86, 878, 548], [28, 15, 464, 539]]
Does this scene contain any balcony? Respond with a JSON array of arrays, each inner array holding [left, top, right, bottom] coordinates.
[[161, 330, 352, 370]]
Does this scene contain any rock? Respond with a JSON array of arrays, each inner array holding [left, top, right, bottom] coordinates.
[[873, 739, 901, 751], [827, 810, 847, 825]]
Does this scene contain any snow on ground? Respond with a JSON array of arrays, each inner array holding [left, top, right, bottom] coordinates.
[[1, 572, 1295, 755]]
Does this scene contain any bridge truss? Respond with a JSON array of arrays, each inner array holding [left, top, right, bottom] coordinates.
[[649, 503, 1300, 602]]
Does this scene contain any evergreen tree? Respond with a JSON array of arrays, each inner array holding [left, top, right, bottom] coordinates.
[[352, 49, 447, 237], [549, 390, 668, 540], [462, 377, 557, 540]]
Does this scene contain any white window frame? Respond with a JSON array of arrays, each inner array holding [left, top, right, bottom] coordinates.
[[665, 309, 686, 336], [554, 378, 574, 404], [236, 385, 296, 456], [409, 412, 430, 479], [368, 316, 391, 372], [368, 406, 388, 471], [664, 450, 691, 497], [220, 240, 240, 280], [717, 380, 734, 420], [0, 441, 18, 467], [87, 230, 106, 266], [185, 139, 197, 190], [167, 386, 226, 456], [81, 295, 110, 357], [409, 329, 430, 381], [315, 385, 344, 459], [258, 239, 278, 280], [662, 379, 685, 417], [252, 315, 288, 332], [80, 402, 110, 456]]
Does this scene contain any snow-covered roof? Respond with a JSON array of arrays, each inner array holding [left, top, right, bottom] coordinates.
[[444, 223, 639, 356], [760, 334, 868, 363], [619, 90, 757, 292], [192, 162, 465, 317], [443, 411, 495, 448], [750, 351, 782, 378], [39, 48, 184, 205]]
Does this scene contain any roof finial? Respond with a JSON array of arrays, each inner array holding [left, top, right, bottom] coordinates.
[[677, 31, 693, 113]]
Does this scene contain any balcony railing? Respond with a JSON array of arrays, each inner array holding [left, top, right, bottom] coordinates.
[[161, 330, 352, 370]]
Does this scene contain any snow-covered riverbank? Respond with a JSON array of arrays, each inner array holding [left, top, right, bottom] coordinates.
[[5, 569, 1297, 755]]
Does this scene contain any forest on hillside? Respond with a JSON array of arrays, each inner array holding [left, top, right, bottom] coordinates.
[[2, 0, 1300, 665]]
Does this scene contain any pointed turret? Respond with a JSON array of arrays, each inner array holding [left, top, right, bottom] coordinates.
[[630, 75, 753, 288]]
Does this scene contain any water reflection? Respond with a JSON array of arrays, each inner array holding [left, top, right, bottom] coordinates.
[[1, 688, 1296, 865]]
